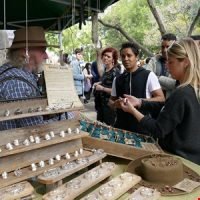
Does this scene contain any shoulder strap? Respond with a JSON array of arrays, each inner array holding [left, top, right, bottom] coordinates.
[[0, 66, 18, 76], [0, 65, 41, 94], [0, 76, 40, 93]]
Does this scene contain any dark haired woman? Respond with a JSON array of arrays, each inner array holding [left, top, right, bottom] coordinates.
[[93, 47, 120, 125], [83, 62, 93, 103], [109, 42, 165, 133]]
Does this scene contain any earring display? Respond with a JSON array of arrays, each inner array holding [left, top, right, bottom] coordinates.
[[36, 106, 43, 112], [13, 139, 20, 146], [50, 131, 55, 138], [48, 189, 68, 200], [49, 158, 54, 165], [75, 128, 80, 134], [14, 168, 22, 177], [61, 161, 76, 170], [65, 153, 71, 160], [2, 128, 86, 155], [35, 136, 41, 144], [43, 162, 117, 200], [67, 128, 72, 134], [127, 186, 161, 200], [60, 131, 65, 137], [43, 168, 61, 178], [23, 139, 30, 146], [14, 108, 23, 115], [74, 151, 79, 157], [82, 193, 100, 200], [45, 134, 51, 140], [2, 171, 8, 179], [6, 143, 13, 150], [4, 109, 10, 117], [28, 108, 34, 113], [29, 135, 35, 143], [80, 119, 157, 150], [55, 154, 61, 161], [39, 160, 45, 168], [0, 181, 34, 200], [79, 148, 83, 154], [31, 163, 37, 171], [38, 149, 107, 185], [80, 172, 141, 200], [5, 182, 25, 195]]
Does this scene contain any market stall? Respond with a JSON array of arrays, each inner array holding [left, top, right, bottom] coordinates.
[[0, 1, 199, 200]]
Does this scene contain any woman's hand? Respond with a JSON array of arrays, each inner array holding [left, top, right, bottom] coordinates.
[[95, 84, 104, 91], [119, 96, 144, 122], [119, 97, 135, 114], [123, 94, 142, 108]]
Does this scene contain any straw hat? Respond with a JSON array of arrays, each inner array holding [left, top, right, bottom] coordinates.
[[126, 153, 200, 196], [10, 26, 58, 49]]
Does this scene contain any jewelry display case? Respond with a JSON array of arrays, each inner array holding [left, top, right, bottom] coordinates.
[[1, 65, 199, 200]]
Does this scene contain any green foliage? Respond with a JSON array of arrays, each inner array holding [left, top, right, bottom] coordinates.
[[48, 0, 200, 59]]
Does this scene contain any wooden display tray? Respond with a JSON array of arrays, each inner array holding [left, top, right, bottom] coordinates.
[[43, 162, 117, 200], [0, 131, 88, 158], [0, 181, 34, 200], [80, 172, 141, 200], [38, 152, 107, 185], [0, 150, 92, 189], [0, 98, 83, 122], [0, 120, 90, 189], [82, 136, 162, 160]]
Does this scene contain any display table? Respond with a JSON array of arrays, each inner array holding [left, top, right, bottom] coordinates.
[[28, 155, 200, 200]]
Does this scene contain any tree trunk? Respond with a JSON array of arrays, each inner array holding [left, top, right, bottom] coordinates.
[[91, 12, 104, 77], [187, 7, 200, 36], [98, 19, 153, 56], [147, 0, 166, 35]]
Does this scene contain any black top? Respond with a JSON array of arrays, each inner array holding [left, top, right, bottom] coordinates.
[[140, 85, 200, 164], [115, 67, 150, 133]]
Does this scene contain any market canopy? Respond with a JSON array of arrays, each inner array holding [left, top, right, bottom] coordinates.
[[0, 0, 118, 31]]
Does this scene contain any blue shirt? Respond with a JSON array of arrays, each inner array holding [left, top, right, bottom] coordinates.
[[0, 63, 43, 130]]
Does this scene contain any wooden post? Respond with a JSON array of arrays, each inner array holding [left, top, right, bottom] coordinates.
[[91, 12, 104, 77]]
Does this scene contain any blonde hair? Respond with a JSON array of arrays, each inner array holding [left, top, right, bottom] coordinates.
[[167, 38, 200, 102], [7, 49, 26, 68]]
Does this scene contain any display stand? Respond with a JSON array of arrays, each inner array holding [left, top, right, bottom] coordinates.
[[0, 181, 34, 200], [0, 119, 90, 188], [43, 162, 117, 200]]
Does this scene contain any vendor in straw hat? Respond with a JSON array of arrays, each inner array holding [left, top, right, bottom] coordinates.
[[0, 26, 56, 130], [119, 38, 200, 165]]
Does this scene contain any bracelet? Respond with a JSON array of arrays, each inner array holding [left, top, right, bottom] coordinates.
[[102, 87, 105, 91]]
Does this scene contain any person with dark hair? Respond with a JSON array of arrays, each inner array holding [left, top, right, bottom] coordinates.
[[63, 53, 70, 64], [83, 62, 93, 103], [93, 47, 120, 125], [109, 42, 165, 133], [145, 33, 177, 97], [91, 61, 100, 85], [71, 48, 84, 97], [119, 38, 200, 164]]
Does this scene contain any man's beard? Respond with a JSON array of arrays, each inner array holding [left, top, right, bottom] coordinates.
[[33, 61, 45, 74]]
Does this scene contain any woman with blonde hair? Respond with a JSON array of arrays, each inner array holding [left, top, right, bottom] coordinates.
[[119, 38, 200, 164]]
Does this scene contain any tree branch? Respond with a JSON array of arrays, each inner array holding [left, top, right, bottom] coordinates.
[[187, 7, 200, 36], [98, 19, 153, 56], [147, 0, 166, 35]]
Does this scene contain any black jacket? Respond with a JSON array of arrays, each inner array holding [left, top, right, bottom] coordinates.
[[141, 85, 200, 164]]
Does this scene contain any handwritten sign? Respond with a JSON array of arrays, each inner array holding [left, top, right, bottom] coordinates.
[[44, 64, 83, 108]]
